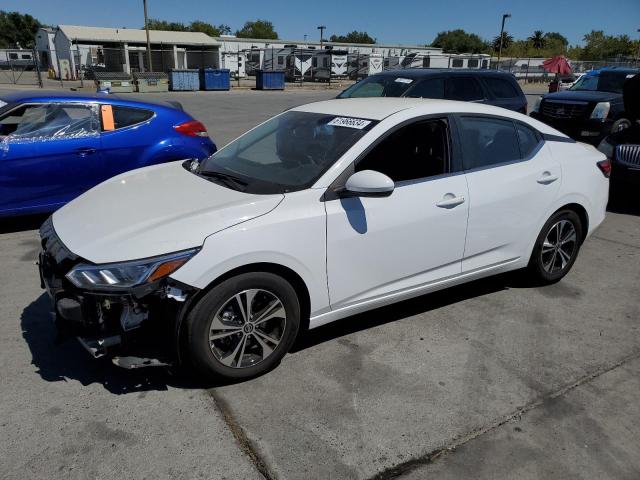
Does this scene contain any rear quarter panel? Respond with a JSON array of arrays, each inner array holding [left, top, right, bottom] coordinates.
[[537, 141, 608, 244]]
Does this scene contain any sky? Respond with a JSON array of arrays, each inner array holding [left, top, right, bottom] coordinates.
[[8, 0, 640, 46]]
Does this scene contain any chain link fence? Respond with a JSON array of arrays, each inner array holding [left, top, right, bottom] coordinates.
[[4, 44, 639, 90], [0, 48, 43, 87]]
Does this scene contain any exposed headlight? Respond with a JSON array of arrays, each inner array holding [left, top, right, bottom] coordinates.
[[597, 138, 614, 158], [66, 249, 198, 289], [590, 102, 611, 121], [531, 96, 542, 113]]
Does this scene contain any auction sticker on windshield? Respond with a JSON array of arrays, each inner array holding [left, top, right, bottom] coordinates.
[[394, 78, 413, 84], [327, 117, 372, 129]]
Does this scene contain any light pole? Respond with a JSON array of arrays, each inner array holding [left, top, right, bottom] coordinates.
[[496, 13, 511, 70], [317, 26, 326, 48], [636, 29, 640, 67], [143, 0, 153, 71]]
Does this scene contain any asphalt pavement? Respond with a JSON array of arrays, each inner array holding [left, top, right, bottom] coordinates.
[[1, 87, 639, 480]]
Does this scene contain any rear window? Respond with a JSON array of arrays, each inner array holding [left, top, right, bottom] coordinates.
[[101, 106, 153, 131], [484, 77, 520, 99]]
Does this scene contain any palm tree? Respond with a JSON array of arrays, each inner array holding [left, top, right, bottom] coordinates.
[[492, 31, 514, 52], [528, 30, 546, 50]]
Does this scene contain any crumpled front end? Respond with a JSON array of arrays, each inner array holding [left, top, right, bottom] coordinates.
[[38, 217, 198, 368]]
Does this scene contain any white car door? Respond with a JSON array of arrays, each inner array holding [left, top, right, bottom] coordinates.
[[325, 118, 469, 311], [457, 115, 561, 272]]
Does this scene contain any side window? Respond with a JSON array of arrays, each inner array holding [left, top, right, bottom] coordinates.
[[516, 123, 542, 158], [0, 103, 98, 140], [406, 78, 445, 99], [445, 77, 484, 101], [468, 59, 479, 68], [356, 119, 449, 182], [484, 77, 519, 99], [101, 106, 153, 131], [451, 59, 464, 68], [458, 116, 520, 170]]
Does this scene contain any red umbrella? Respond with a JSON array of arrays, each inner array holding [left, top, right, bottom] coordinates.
[[542, 56, 572, 75]]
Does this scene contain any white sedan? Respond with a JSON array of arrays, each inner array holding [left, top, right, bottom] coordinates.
[[39, 98, 610, 380]]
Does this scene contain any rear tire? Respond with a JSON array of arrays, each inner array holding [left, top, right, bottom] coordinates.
[[527, 210, 583, 284], [186, 272, 300, 381]]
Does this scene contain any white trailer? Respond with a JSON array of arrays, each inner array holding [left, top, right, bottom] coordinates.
[[220, 52, 246, 78]]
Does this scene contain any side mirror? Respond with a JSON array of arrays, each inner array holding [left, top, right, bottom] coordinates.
[[342, 170, 394, 197]]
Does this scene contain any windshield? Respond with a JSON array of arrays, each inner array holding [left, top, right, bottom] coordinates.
[[570, 71, 635, 94], [337, 75, 415, 98], [198, 111, 377, 194]]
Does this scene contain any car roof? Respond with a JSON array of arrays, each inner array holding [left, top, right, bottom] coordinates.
[[293, 97, 562, 135], [375, 68, 514, 79], [0, 90, 179, 110]]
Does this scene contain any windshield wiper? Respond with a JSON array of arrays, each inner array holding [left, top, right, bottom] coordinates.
[[199, 170, 248, 190]]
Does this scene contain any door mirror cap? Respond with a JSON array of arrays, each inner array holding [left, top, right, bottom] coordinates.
[[342, 170, 394, 197]]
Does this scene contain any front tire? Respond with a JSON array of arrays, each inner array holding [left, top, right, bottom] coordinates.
[[186, 272, 300, 381], [527, 210, 583, 284]]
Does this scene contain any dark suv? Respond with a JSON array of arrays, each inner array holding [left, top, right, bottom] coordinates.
[[597, 73, 640, 193], [337, 69, 528, 113], [531, 67, 639, 145]]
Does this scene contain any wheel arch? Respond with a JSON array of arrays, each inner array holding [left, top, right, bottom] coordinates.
[[555, 202, 589, 243], [175, 262, 312, 364]]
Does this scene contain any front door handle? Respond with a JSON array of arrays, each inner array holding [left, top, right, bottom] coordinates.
[[436, 194, 466, 209], [537, 172, 559, 184], [76, 147, 97, 157]]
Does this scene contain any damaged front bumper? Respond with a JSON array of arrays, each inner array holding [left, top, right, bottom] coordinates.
[[38, 217, 199, 369]]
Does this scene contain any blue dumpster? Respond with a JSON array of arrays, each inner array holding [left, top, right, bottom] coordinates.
[[200, 68, 231, 90], [169, 69, 200, 91], [256, 70, 285, 90]]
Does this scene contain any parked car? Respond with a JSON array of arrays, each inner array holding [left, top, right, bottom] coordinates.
[[337, 69, 528, 113], [39, 98, 609, 380], [531, 67, 639, 145], [548, 73, 584, 92], [0, 91, 215, 217], [597, 73, 640, 192]]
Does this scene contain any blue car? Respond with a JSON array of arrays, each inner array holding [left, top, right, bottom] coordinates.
[[0, 91, 216, 217]]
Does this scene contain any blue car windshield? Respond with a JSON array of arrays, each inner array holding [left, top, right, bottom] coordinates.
[[198, 111, 377, 194], [570, 71, 635, 94]]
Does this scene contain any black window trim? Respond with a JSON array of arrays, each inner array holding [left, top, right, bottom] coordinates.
[[325, 113, 458, 199], [451, 113, 546, 173], [99, 104, 156, 132]]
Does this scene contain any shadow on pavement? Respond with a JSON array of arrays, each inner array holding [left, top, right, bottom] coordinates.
[[22, 272, 530, 394], [0, 213, 49, 234], [292, 272, 523, 352]]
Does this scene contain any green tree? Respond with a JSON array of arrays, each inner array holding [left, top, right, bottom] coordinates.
[[146, 18, 188, 31], [528, 30, 546, 50], [0, 10, 41, 48], [329, 31, 375, 44], [492, 31, 514, 52], [581, 30, 634, 59], [235, 19, 278, 39], [430, 29, 488, 53], [544, 32, 568, 47], [189, 21, 232, 37]]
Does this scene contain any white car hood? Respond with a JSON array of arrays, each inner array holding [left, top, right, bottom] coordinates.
[[52, 161, 284, 263]]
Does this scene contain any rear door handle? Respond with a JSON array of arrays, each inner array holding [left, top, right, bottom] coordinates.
[[537, 172, 559, 184], [436, 194, 466, 209], [76, 147, 97, 157]]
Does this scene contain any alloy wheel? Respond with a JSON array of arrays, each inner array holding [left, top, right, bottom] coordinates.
[[540, 219, 578, 274], [208, 289, 287, 369]]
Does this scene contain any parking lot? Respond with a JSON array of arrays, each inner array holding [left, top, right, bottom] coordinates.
[[1, 87, 640, 480]]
